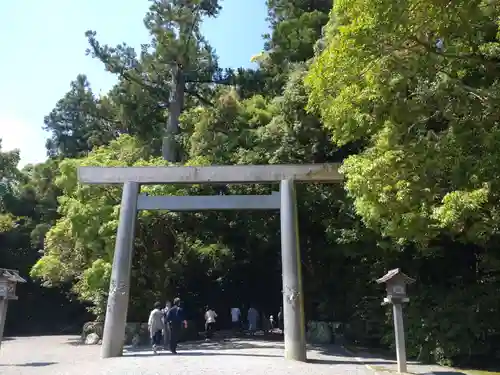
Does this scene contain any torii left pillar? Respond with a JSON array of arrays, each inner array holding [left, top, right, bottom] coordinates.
[[101, 182, 139, 358]]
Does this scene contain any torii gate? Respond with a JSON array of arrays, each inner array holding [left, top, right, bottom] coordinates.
[[78, 163, 342, 361]]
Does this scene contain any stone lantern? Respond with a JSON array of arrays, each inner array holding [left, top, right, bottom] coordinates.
[[376, 268, 415, 373], [0, 268, 26, 349]]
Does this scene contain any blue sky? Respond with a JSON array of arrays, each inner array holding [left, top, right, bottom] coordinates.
[[0, 0, 269, 167]]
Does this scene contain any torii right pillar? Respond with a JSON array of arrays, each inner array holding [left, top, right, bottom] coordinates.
[[280, 179, 307, 361]]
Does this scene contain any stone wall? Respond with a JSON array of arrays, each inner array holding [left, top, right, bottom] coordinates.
[[81, 321, 199, 346], [81, 320, 341, 346], [306, 321, 343, 344]]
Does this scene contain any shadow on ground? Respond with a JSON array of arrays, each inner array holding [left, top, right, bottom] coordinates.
[[345, 345, 500, 374], [123, 349, 390, 366], [309, 344, 394, 365], [123, 350, 282, 359], [124, 339, 283, 353], [66, 337, 86, 346], [0, 362, 57, 367], [122, 338, 391, 365], [307, 344, 393, 365], [63, 335, 393, 366]]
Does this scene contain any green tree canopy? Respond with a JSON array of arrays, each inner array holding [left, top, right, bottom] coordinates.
[[306, 0, 500, 246]]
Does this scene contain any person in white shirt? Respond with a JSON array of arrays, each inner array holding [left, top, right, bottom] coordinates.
[[269, 315, 275, 332], [230, 306, 241, 333], [204, 306, 217, 340], [148, 302, 165, 354]]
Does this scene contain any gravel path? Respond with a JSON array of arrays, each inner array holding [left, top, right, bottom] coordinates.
[[0, 335, 376, 375]]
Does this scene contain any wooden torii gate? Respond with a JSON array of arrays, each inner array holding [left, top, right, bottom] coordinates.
[[78, 163, 342, 361]]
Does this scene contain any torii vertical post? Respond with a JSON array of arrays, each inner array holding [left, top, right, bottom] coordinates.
[[101, 182, 140, 358], [280, 179, 306, 360], [78, 164, 342, 361]]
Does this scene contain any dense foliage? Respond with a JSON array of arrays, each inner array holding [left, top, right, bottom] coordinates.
[[1, 0, 499, 367], [306, 0, 500, 364]]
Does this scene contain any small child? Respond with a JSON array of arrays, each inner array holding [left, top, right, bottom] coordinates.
[[148, 301, 165, 354]]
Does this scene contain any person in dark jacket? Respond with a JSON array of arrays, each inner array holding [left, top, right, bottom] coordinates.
[[162, 300, 172, 350], [278, 306, 284, 332], [165, 297, 187, 354]]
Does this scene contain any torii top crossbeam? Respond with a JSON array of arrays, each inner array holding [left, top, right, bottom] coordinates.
[[77, 164, 343, 184]]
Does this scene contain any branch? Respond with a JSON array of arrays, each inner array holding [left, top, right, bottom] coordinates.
[[114, 65, 171, 103], [85, 31, 170, 103], [186, 78, 234, 85], [413, 37, 500, 64], [185, 88, 214, 107], [180, 3, 201, 68], [184, 69, 238, 86], [436, 69, 492, 102]]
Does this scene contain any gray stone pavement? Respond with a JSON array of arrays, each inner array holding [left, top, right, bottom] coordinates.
[[0, 335, 379, 375]]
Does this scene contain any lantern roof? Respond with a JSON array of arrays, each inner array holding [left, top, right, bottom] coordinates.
[[0, 268, 26, 283], [376, 268, 415, 285]]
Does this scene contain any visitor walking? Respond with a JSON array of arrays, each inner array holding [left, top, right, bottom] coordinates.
[[162, 300, 172, 349], [278, 306, 284, 332], [269, 314, 275, 332], [165, 297, 188, 354], [204, 306, 217, 340], [230, 305, 241, 333], [247, 305, 259, 335], [148, 301, 165, 354]]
